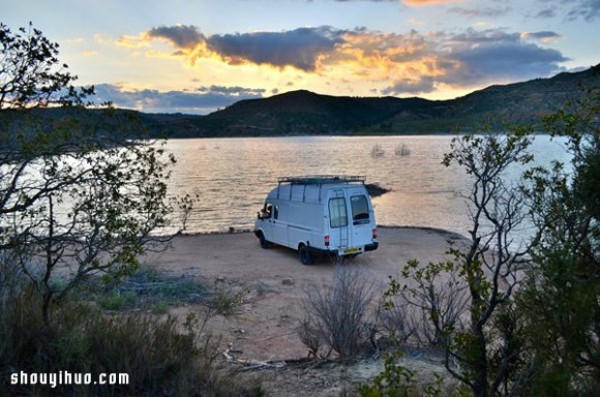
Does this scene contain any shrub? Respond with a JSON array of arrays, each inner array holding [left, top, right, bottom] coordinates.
[[98, 290, 139, 311], [298, 268, 374, 361], [357, 351, 460, 397], [358, 351, 419, 397], [0, 286, 262, 396]]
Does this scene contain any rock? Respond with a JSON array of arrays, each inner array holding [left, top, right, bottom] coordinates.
[[365, 183, 391, 198], [281, 279, 294, 286]]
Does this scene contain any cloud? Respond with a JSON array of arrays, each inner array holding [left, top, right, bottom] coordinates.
[[374, 28, 567, 95], [331, 0, 460, 3], [116, 33, 150, 49], [566, 0, 600, 21], [93, 84, 265, 114], [449, 6, 511, 17], [121, 25, 568, 100], [197, 85, 266, 96], [535, 8, 556, 18], [136, 26, 347, 71], [437, 28, 568, 86], [147, 25, 204, 48], [521, 31, 561, 43], [402, 0, 461, 5], [448, 43, 566, 84], [381, 75, 436, 95], [324, 0, 599, 13], [534, 0, 600, 21], [205, 27, 345, 71]]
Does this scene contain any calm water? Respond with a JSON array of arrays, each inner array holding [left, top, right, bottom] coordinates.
[[165, 135, 571, 238]]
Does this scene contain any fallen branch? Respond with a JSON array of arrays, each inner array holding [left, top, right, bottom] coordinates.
[[222, 346, 329, 371]]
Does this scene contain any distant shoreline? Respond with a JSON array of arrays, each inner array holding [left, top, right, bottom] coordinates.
[[160, 131, 558, 140], [162, 131, 457, 139]]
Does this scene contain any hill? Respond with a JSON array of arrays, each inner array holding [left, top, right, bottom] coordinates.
[[145, 64, 599, 136], [2, 65, 599, 137]]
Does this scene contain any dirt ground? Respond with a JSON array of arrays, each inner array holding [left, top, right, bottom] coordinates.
[[143, 226, 464, 396]]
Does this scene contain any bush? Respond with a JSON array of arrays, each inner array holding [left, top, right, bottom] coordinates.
[[297, 268, 374, 361], [98, 290, 139, 311], [357, 351, 460, 397], [80, 266, 209, 312], [0, 286, 261, 396]]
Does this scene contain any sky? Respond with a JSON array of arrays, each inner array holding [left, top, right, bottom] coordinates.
[[2, 0, 599, 114]]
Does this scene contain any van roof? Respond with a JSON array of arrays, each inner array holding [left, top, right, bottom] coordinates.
[[268, 176, 368, 203], [278, 175, 366, 186]]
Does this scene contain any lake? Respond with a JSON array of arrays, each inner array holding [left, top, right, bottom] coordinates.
[[165, 135, 571, 239]]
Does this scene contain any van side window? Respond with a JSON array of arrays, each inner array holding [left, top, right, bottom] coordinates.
[[273, 205, 279, 219], [328, 198, 348, 228], [260, 204, 272, 219], [351, 195, 370, 224]]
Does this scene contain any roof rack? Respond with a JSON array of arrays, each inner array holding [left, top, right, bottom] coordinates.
[[278, 175, 366, 185], [276, 176, 366, 202]]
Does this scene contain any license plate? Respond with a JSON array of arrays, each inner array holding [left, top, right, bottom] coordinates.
[[344, 247, 360, 255]]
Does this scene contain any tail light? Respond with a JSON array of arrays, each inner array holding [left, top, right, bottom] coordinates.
[[372, 228, 378, 240], [324, 235, 330, 247]]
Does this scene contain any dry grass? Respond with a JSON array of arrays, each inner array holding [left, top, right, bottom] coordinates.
[[0, 275, 263, 396]]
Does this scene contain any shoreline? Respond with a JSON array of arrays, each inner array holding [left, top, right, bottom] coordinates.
[[148, 226, 465, 288], [176, 224, 468, 241]]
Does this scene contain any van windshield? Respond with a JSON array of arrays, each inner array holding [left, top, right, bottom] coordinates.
[[351, 195, 370, 223], [328, 197, 348, 228]]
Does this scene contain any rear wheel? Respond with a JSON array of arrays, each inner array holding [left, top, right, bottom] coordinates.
[[298, 244, 314, 265]]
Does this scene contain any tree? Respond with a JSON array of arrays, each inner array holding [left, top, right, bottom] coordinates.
[[518, 84, 600, 396], [0, 22, 191, 328], [0, 22, 92, 109], [386, 128, 539, 397]]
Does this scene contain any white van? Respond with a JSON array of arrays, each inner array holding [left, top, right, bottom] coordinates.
[[254, 176, 379, 264]]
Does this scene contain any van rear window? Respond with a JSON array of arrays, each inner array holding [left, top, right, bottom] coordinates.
[[328, 198, 348, 228], [351, 195, 370, 224]]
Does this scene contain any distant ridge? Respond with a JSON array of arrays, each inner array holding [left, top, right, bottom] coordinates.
[[145, 64, 599, 136], [3, 65, 599, 137]]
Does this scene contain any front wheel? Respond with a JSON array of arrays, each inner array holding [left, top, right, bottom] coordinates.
[[298, 245, 315, 265], [258, 232, 272, 249]]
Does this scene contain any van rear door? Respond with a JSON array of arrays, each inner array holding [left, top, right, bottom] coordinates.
[[328, 192, 349, 252], [349, 193, 373, 250]]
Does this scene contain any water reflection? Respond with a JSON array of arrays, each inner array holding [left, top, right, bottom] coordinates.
[[165, 135, 570, 237]]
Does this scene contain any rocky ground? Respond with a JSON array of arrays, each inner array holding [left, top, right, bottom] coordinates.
[[143, 227, 464, 396]]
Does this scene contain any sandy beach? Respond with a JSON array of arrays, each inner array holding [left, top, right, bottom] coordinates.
[[142, 226, 464, 395]]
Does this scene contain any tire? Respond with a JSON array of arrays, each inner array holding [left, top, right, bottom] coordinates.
[[258, 232, 272, 249], [298, 244, 314, 265]]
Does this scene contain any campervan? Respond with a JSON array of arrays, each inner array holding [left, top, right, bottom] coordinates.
[[254, 176, 378, 264]]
